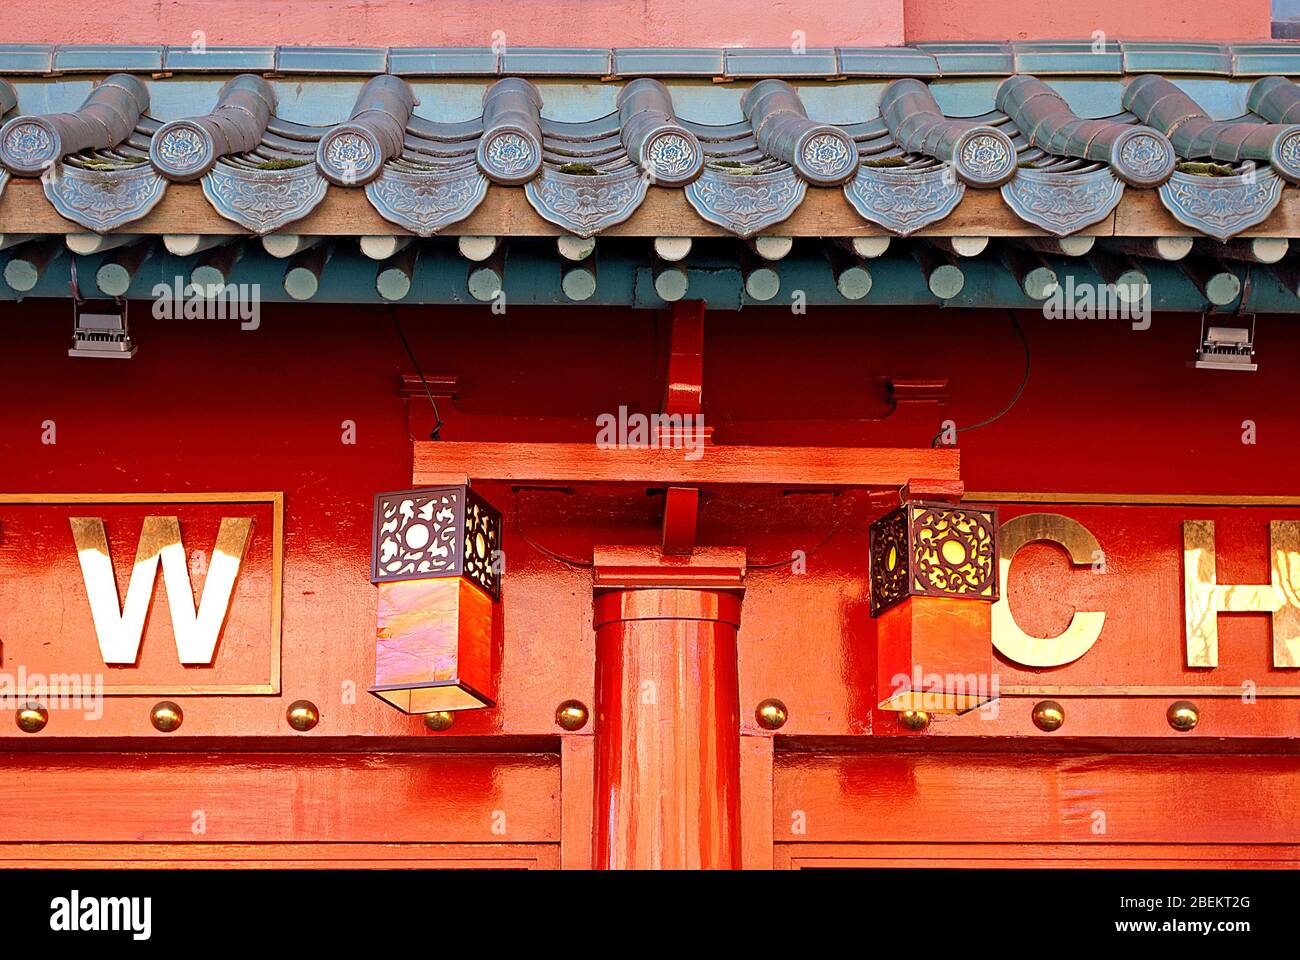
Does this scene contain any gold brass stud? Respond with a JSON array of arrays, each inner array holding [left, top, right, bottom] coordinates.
[[1032, 700, 1065, 732], [1167, 700, 1199, 732], [16, 702, 47, 733], [286, 700, 319, 732], [555, 699, 589, 731], [898, 709, 930, 731], [423, 711, 455, 732], [150, 701, 183, 733], [755, 698, 788, 730]]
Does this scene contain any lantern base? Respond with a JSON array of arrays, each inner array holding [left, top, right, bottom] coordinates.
[[876, 596, 997, 714], [370, 577, 495, 716], [369, 680, 494, 714], [877, 689, 992, 714]]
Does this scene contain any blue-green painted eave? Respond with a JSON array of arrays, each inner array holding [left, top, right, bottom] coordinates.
[[3, 243, 1295, 313], [2, 41, 1300, 78]]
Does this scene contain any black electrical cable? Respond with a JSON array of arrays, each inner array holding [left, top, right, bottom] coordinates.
[[357, 302, 445, 439], [931, 310, 1030, 448], [386, 308, 444, 440]]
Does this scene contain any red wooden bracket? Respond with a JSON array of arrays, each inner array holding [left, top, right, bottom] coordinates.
[[902, 478, 966, 503], [661, 301, 706, 555], [889, 377, 949, 407], [592, 545, 746, 590], [661, 486, 700, 556], [664, 300, 705, 416], [399, 374, 459, 399]]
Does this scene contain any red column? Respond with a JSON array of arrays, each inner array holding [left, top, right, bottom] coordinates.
[[592, 587, 742, 869]]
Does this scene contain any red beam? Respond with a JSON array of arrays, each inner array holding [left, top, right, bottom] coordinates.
[[413, 442, 959, 488], [661, 301, 706, 554], [663, 300, 705, 416], [593, 546, 747, 590]]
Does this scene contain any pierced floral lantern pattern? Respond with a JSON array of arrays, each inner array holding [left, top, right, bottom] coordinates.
[[869, 499, 1000, 714], [369, 486, 502, 714]]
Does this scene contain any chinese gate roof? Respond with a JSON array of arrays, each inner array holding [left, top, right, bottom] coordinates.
[[5, 41, 1300, 309]]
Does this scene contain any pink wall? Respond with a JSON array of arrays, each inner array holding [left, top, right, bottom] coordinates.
[[0, 1, 1280, 59], [0, 0, 906, 48], [0, 0, 1275, 49], [904, 0, 1272, 42]]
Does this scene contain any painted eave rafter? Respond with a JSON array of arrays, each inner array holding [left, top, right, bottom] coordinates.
[[3, 42, 1300, 309]]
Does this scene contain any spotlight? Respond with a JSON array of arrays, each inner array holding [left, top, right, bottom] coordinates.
[[69, 299, 135, 359], [1194, 315, 1255, 371]]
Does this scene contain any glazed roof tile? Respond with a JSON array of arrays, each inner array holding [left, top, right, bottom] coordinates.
[[1, 43, 1300, 242], [0, 40, 1293, 78]]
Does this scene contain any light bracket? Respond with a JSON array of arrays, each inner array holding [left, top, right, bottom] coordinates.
[[1194, 314, 1256, 371], [69, 298, 135, 360]]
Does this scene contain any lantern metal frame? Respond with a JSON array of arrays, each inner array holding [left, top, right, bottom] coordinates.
[[869, 499, 1000, 617], [370, 485, 502, 598]]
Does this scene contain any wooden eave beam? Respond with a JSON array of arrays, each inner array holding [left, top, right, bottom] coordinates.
[[412, 441, 959, 488], [592, 546, 748, 590], [2, 177, 1296, 239]]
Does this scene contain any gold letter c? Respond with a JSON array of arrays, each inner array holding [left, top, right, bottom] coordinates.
[[992, 513, 1106, 667]]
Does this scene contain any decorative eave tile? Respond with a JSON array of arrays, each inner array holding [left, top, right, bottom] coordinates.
[[501, 48, 612, 77], [389, 47, 500, 76], [844, 164, 964, 235], [525, 165, 648, 237], [275, 47, 389, 75], [163, 46, 277, 73], [612, 48, 726, 77], [365, 162, 489, 236], [42, 161, 167, 232], [1230, 43, 1300, 77], [1120, 42, 1232, 76], [684, 166, 807, 237], [912, 43, 1013, 77], [0, 44, 55, 75], [1011, 41, 1123, 76], [1157, 167, 1285, 241], [838, 47, 940, 78], [53, 45, 165, 73], [1000, 166, 1125, 236], [201, 161, 328, 235], [723, 48, 840, 79]]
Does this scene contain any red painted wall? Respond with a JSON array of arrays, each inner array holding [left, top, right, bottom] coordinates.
[[0, 300, 1295, 744], [2, 301, 1298, 863]]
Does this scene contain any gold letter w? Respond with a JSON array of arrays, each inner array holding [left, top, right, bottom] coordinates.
[[69, 516, 253, 665]]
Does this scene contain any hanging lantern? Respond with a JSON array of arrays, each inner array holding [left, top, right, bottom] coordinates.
[[369, 486, 502, 714], [869, 499, 999, 713]]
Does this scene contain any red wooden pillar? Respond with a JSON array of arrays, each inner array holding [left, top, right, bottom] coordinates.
[[590, 549, 746, 869]]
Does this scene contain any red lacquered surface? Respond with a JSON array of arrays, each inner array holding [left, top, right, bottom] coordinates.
[[876, 597, 994, 710], [0, 751, 559, 844], [776, 750, 1300, 846], [593, 589, 742, 869], [1, 302, 1299, 866]]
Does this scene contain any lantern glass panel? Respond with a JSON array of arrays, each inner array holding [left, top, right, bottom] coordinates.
[[368, 486, 501, 714]]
